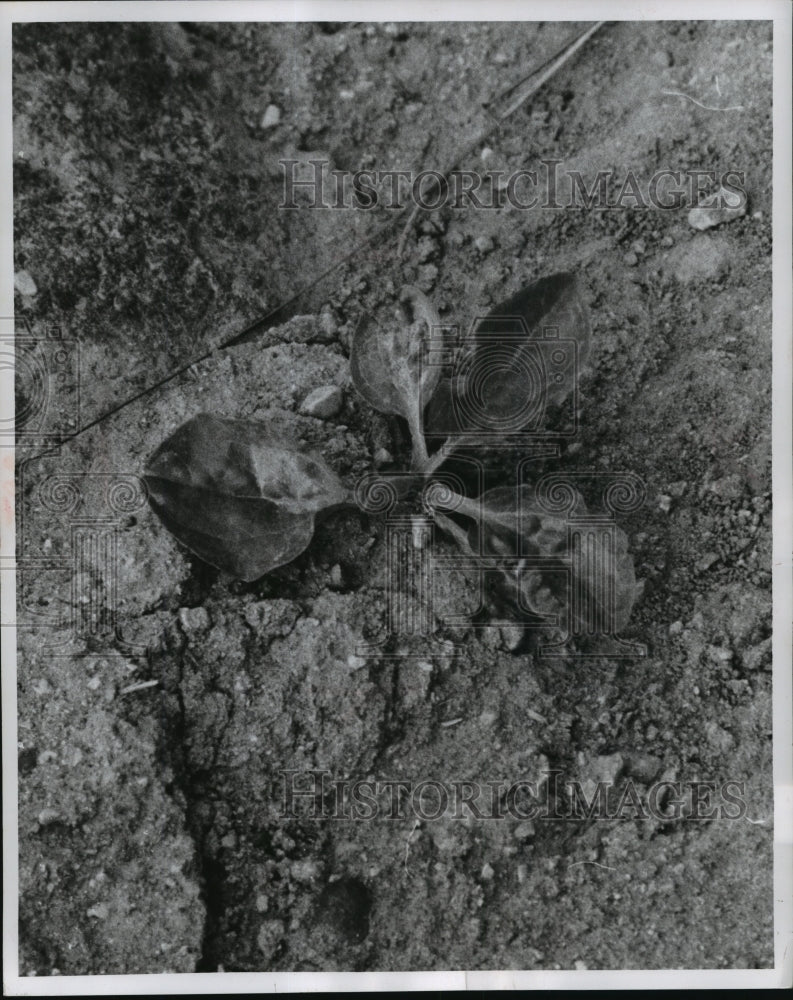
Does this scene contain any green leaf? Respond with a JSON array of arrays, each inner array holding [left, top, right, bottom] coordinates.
[[144, 413, 348, 581]]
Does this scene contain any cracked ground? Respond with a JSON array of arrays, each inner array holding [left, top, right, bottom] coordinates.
[[14, 20, 773, 973]]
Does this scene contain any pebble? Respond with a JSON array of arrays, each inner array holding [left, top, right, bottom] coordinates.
[[178, 606, 210, 633], [87, 903, 109, 920], [255, 893, 269, 913], [474, 235, 494, 254], [261, 104, 281, 129], [481, 862, 495, 880], [373, 447, 393, 467], [480, 146, 494, 163], [329, 563, 343, 588], [707, 644, 733, 664], [499, 625, 524, 652], [479, 710, 498, 727], [661, 234, 675, 248], [688, 185, 747, 230], [14, 270, 37, 296], [290, 859, 321, 884], [631, 239, 646, 255], [37, 808, 61, 826], [299, 385, 343, 419], [513, 821, 535, 840], [624, 251, 638, 267], [698, 551, 720, 572], [317, 307, 338, 339], [657, 494, 673, 513]]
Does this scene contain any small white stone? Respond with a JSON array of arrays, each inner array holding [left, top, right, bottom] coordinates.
[[178, 606, 210, 632], [481, 862, 495, 880], [688, 185, 747, 230], [261, 104, 281, 129], [14, 270, 37, 296], [299, 385, 343, 419], [513, 821, 535, 840]]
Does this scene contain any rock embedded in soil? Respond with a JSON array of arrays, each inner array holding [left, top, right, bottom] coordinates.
[[688, 185, 747, 230], [261, 104, 282, 128], [299, 384, 344, 419], [14, 269, 38, 295]]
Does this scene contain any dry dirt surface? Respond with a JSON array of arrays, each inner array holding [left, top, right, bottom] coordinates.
[[13, 21, 773, 974]]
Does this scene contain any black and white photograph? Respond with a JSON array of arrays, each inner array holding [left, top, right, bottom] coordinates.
[[3, 1, 791, 992]]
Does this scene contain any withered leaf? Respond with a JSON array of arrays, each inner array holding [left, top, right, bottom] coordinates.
[[424, 272, 591, 443], [350, 285, 443, 464], [433, 482, 637, 634], [144, 413, 348, 581]]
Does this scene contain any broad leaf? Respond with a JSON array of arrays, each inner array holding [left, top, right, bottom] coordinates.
[[424, 272, 591, 443], [350, 285, 443, 464], [144, 413, 348, 581], [432, 482, 637, 634]]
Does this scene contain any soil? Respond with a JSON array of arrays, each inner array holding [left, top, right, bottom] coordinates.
[[13, 20, 773, 974]]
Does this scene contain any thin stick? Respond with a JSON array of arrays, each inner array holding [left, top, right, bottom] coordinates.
[[119, 679, 160, 696], [45, 23, 605, 447], [396, 21, 605, 257], [660, 89, 744, 113]]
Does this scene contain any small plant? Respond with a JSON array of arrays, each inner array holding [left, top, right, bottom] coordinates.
[[144, 272, 640, 639]]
